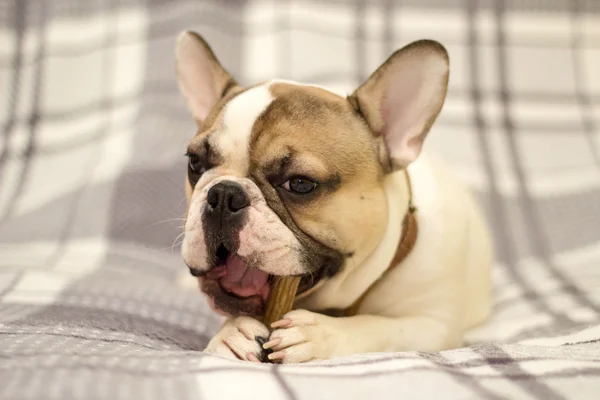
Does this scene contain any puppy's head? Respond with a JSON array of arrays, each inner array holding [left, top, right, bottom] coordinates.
[[176, 31, 448, 317]]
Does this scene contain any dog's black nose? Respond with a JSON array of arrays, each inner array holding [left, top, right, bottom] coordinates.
[[207, 181, 250, 213]]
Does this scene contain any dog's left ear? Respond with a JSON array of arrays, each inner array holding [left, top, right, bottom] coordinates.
[[175, 31, 238, 127], [349, 40, 449, 171]]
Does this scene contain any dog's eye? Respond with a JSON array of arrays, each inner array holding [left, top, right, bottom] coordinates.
[[188, 155, 204, 173], [187, 153, 206, 186], [282, 177, 318, 194]]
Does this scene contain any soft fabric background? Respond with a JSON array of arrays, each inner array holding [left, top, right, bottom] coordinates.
[[1, 0, 599, 399]]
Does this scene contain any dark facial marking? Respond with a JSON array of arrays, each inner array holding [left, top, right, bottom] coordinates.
[[187, 137, 224, 169], [244, 89, 349, 277], [188, 267, 206, 277], [275, 172, 341, 205], [250, 172, 345, 276], [187, 138, 225, 188], [203, 137, 225, 168], [263, 150, 293, 181], [187, 155, 204, 187], [254, 336, 273, 362], [261, 150, 342, 205], [201, 181, 250, 264]]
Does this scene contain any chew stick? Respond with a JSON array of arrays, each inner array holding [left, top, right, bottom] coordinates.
[[263, 276, 301, 329]]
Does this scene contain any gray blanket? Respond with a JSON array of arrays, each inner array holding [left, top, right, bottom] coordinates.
[[1, 0, 599, 399]]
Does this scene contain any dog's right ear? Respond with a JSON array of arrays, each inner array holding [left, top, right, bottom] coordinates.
[[176, 31, 238, 126]]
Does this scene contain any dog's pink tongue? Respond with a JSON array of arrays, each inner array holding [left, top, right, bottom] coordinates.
[[219, 255, 270, 300]]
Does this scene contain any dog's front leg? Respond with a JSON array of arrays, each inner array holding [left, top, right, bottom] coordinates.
[[262, 310, 461, 363]]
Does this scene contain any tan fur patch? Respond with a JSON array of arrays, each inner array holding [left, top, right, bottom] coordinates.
[[246, 82, 390, 267]]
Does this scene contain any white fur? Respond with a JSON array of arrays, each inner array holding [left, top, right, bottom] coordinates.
[[216, 85, 274, 174], [204, 316, 269, 361], [234, 178, 305, 275], [181, 186, 209, 270], [204, 152, 493, 363]]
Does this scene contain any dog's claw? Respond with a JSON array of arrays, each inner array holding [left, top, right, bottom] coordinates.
[[255, 335, 269, 346], [271, 318, 293, 329], [263, 337, 282, 349], [255, 335, 273, 362], [268, 350, 285, 361], [204, 317, 271, 362]]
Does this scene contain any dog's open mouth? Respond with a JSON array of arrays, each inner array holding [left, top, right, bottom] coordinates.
[[200, 244, 324, 316]]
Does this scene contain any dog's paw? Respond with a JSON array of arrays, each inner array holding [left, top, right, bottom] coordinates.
[[262, 309, 334, 364], [204, 316, 270, 362]]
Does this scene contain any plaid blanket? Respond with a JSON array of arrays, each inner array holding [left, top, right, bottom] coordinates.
[[1, 0, 599, 399]]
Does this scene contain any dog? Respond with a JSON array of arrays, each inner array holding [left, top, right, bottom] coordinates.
[[175, 31, 493, 364]]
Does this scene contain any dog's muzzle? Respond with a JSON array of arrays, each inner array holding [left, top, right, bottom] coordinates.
[[187, 178, 334, 316], [202, 180, 250, 253]]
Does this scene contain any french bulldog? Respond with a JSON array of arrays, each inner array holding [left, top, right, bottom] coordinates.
[[175, 31, 493, 363]]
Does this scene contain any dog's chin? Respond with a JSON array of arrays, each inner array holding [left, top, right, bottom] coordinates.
[[197, 246, 327, 317]]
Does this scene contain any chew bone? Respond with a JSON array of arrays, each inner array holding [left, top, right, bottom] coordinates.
[[263, 276, 301, 328]]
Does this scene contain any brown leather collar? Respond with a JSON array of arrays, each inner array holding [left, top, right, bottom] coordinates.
[[344, 169, 418, 316]]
